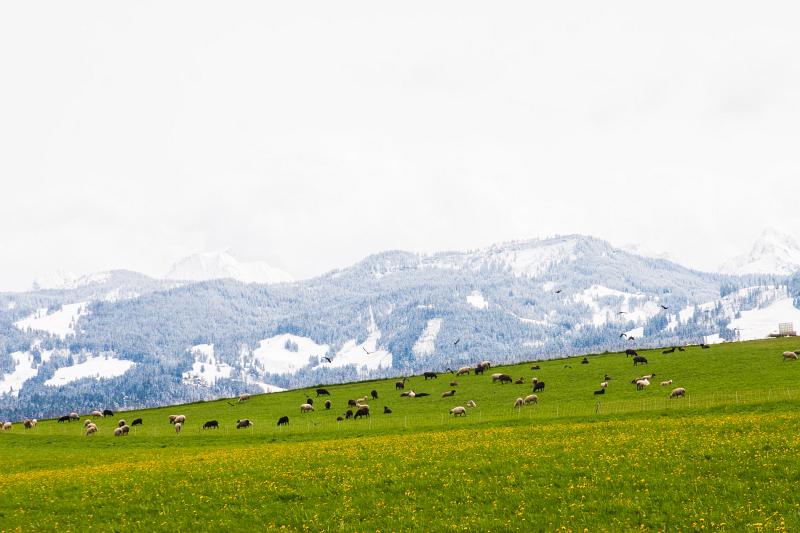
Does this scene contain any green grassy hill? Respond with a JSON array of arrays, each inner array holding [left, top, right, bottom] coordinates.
[[2, 337, 800, 531]]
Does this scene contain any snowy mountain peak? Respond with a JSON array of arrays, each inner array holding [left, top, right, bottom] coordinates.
[[719, 228, 800, 275], [165, 251, 293, 285]]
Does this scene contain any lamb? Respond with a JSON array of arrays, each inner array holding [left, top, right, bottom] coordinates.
[[306, 397, 314, 406], [236, 419, 253, 429], [625, 349, 638, 357], [441, 390, 456, 398], [530, 364, 541, 370], [524, 394, 538, 405], [783, 351, 798, 361], [300, 403, 314, 413], [660, 379, 673, 386], [449, 406, 466, 417], [345, 410, 353, 419], [670, 387, 686, 399], [456, 366, 471, 376], [466, 400, 477, 408], [238, 394, 251, 403], [174, 422, 182, 434], [514, 398, 524, 408]]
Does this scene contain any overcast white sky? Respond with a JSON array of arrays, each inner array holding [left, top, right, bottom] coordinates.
[[1, 2, 799, 291]]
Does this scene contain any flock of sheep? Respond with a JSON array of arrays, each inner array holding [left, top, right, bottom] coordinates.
[[5, 349, 798, 435]]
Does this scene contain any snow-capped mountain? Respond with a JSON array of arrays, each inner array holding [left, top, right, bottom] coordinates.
[[719, 228, 800, 276], [165, 251, 293, 285]]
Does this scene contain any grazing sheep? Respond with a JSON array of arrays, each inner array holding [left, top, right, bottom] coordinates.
[[69, 412, 79, 420], [354, 406, 370, 419], [625, 349, 638, 357], [660, 380, 673, 386], [449, 381, 459, 387], [103, 409, 114, 417], [456, 366, 471, 376], [632, 356, 648, 366], [441, 390, 456, 398], [306, 398, 314, 406], [524, 394, 538, 405], [492, 373, 512, 384], [324, 400, 331, 410], [356, 396, 368, 403], [449, 406, 467, 417], [371, 389, 378, 400], [348, 399, 357, 407], [85, 424, 98, 436], [336, 416, 344, 422], [316, 388, 331, 397], [238, 394, 251, 403], [604, 374, 612, 381], [513, 398, 524, 408], [23, 419, 34, 429], [114, 427, 123, 437], [120, 425, 130, 436], [203, 420, 219, 429], [634, 378, 650, 391], [168, 415, 178, 424], [131, 418, 143, 426], [2, 421, 11, 430], [670, 387, 686, 399], [480, 360, 491, 369], [91, 410, 103, 418], [345, 410, 353, 419], [118, 420, 126, 428], [277, 416, 289, 426], [84, 419, 93, 427], [383, 406, 392, 414], [404, 391, 416, 398], [783, 351, 798, 361], [300, 403, 314, 413], [395, 378, 407, 390], [236, 419, 253, 429], [531, 364, 540, 370], [662, 347, 676, 354], [172, 415, 186, 425], [637, 374, 656, 380], [600, 381, 608, 388], [466, 400, 477, 408], [423, 372, 438, 380], [174, 422, 182, 435], [58, 415, 71, 423], [533, 381, 546, 393], [514, 377, 525, 384], [414, 392, 430, 397], [581, 357, 589, 365], [474, 364, 486, 375], [593, 388, 605, 395]]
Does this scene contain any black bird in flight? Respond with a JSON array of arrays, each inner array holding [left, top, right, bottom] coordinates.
[[660, 305, 669, 310], [363, 347, 374, 355], [226, 401, 236, 407], [453, 339, 460, 346], [619, 333, 627, 339], [322, 356, 332, 363], [555, 289, 562, 294], [628, 336, 636, 341], [618, 311, 627, 315]]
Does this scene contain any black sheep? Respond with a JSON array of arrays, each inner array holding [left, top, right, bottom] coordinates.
[[277, 416, 289, 426], [324, 400, 331, 410], [131, 418, 143, 426], [371, 389, 378, 400], [203, 420, 219, 429]]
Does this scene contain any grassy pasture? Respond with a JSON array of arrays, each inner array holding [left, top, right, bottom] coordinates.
[[2, 337, 800, 531]]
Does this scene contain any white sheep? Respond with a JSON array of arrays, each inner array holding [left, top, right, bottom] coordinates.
[[600, 381, 608, 388], [91, 410, 103, 418], [2, 421, 11, 430], [449, 406, 466, 417], [69, 412, 79, 420], [660, 379, 673, 386], [466, 400, 477, 408], [670, 387, 686, 399], [456, 366, 471, 376], [173, 415, 186, 425], [635, 378, 650, 391], [514, 397, 524, 408], [300, 403, 314, 413], [783, 351, 798, 361], [85, 423, 98, 436], [174, 422, 182, 434], [238, 393, 251, 403], [114, 427, 123, 437], [524, 394, 538, 405]]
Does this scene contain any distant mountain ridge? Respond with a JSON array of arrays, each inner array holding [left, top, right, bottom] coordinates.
[[720, 228, 800, 276], [165, 250, 293, 285]]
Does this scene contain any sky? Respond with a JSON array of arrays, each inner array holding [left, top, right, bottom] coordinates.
[[1, 2, 799, 291]]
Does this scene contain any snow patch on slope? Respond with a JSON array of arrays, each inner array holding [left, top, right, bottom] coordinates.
[[413, 318, 442, 357], [45, 356, 135, 387], [727, 298, 800, 341], [466, 291, 488, 309], [317, 308, 393, 373], [14, 302, 89, 339], [573, 286, 662, 327], [182, 344, 235, 386], [0, 351, 38, 397]]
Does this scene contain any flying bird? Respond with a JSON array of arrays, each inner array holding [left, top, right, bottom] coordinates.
[[322, 356, 332, 363], [453, 339, 460, 346], [363, 347, 374, 355], [660, 305, 669, 310], [618, 311, 627, 315], [628, 336, 636, 341], [619, 333, 627, 339], [555, 289, 562, 294]]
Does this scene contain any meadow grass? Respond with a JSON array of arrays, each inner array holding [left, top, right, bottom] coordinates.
[[2, 338, 800, 531]]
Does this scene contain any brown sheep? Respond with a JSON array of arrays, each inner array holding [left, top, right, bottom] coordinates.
[[441, 390, 456, 398], [456, 366, 471, 376], [670, 387, 686, 399], [524, 394, 538, 405]]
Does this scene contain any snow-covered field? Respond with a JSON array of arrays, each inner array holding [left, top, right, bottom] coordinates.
[[466, 291, 488, 309], [252, 334, 330, 375], [44, 356, 135, 387], [317, 309, 393, 373], [413, 318, 443, 357], [574, 285, 661, 327], [727, 298, 800, 341], [14, 302, 89, 339]]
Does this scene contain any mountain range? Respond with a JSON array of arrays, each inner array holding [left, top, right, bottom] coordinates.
[[1, 231, 799, 419]]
